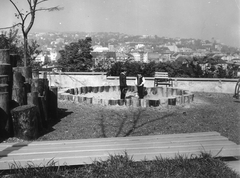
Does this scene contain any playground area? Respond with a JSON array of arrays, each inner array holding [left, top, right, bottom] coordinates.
[[1, 92, 239, 175], [41, 92, 240, 143], [2, 92, 238, 145]]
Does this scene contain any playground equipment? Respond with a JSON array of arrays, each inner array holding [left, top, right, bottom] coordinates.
[[233, 78, 240, 99]]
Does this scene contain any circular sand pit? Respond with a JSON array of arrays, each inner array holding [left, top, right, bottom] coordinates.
[[58, 85, 194, 107]]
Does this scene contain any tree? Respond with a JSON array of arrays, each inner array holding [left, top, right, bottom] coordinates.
[[1, 0, 62, 67], [57, 37, 94, 72], [0, 28, 20, 54]]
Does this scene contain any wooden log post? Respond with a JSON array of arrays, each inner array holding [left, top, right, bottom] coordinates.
[[10, 54, 19, 68], [0, 92, 10, 137], [118, 99, 125, 106], [104, 86, 110, 92], [132, 98, 140, 107], [38, 96, 48, 128], [0, 84, 8, 92], [0, 64, 11, 101], [92, 86, 99, 93], [0, 49, 13, 137], [12, 71, 25, 106], [149, 99, 160, 107], [32, 91, 43, 131], [168, 97, 177, 105], [49, 87, 58, 121], [13, 67, 32, 84], [125, 99, 132, 106], [0, 75, 8, 84], [38, 78, 48, 96], [32, 69, 39, 80], [11, 105, 39, 140]]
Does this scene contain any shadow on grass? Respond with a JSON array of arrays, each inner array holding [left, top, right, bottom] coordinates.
[[95, 108, 175, 138], [0, 107, 73, 143], [38, 108, 73, 138]]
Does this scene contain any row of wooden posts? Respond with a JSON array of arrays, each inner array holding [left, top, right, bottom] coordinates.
[[0, 49, 58, 140]]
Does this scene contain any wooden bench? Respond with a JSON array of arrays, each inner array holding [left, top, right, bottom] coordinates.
[[154, 72, 172, 87], [0, 132, 239, 170]]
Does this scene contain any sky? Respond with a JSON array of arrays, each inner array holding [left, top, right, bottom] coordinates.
[[0, 0, 240, 47]]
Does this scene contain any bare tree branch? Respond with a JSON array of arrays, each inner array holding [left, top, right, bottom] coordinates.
[[35, 6, 63, 12], [37, 0, 48, 5], [9, 0, 24, 22], [24, 0, 38, 35], [6, 0, 63, 67], [0, 23, 22, 30]]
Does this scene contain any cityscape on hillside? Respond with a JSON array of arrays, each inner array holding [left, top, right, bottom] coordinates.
[[23, 31, 240, 67]]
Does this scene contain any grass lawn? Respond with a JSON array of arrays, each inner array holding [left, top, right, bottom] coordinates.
[[1, 92, 240, 177], [37, 92, 240, 145]]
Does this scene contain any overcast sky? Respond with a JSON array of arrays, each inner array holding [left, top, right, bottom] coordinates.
[[0, 0, 239, 47]]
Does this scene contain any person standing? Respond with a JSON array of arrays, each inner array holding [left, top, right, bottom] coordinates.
[[135, 73, 145, 99], [119, 69, 128, 99]]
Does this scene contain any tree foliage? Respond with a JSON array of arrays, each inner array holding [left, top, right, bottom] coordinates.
[[107, 57, 239, 78], [0, 28, 41, 68], [1, 0, 62, 67], [57, 37, 94, 72], [0, 28, 20, 53]]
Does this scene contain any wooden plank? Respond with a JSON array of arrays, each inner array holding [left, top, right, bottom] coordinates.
[[1, 144, 238, 162], [0, 132, 239, 170], [0, 140, 235, 156], [0, 136, 230, 153], [0, 131, 222, 148], [0, 144, 239, 170], [2, 148, 239, 171]]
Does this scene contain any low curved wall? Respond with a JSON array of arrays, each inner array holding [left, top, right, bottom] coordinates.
[[41, 72, 238, 94], [58, 85, 194, 107]]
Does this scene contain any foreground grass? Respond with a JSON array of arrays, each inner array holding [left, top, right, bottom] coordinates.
[[1, 153, 239, 178], [32, 92, 240, 145], [0, 93, 239, 177]]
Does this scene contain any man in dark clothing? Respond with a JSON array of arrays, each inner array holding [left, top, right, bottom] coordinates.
[[119, 69, 128, 99], [135, 73, 145, 99]]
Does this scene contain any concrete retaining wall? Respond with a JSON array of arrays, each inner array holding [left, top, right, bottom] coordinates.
[[41, 72, 238, 94], [58, 85, 194, 108]]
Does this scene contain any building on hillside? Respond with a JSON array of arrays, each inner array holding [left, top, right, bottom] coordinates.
[[160, 52, 172, 62], [167, 44, 179, 52], [108, 44, 115, 51], [91, 51, 116, 65], [178, 47, 193, 53], [192, 52, 206, 57], [147, 52, 160, 62], [92, 45, 109, 52], [130, 51, 148, 63], [35, 53, 45, 64], [221, 55, 236, 61], [135, 44, 145, 49], [114, 52, 134, 62]]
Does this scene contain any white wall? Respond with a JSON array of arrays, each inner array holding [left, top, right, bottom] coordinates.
[[41, 72, 238, 94]]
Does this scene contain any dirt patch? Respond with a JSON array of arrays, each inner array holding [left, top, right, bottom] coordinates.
[[77, 91, 169, 100]]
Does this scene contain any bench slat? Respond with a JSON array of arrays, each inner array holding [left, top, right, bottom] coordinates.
[[0, 131, 221, 148], [0, 132, 239, 170], [2, 147, 239, 170], [0, 139, 234, 156], [154, 72, 172, 86], [0, 144, 239, 170]]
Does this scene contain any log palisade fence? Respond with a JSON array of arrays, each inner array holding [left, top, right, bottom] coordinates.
[[0, 49, 58, 140]]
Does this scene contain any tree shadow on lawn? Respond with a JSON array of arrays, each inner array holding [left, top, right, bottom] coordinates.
[[95, 108, 175, 138], [38, 108, 73, 138]]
